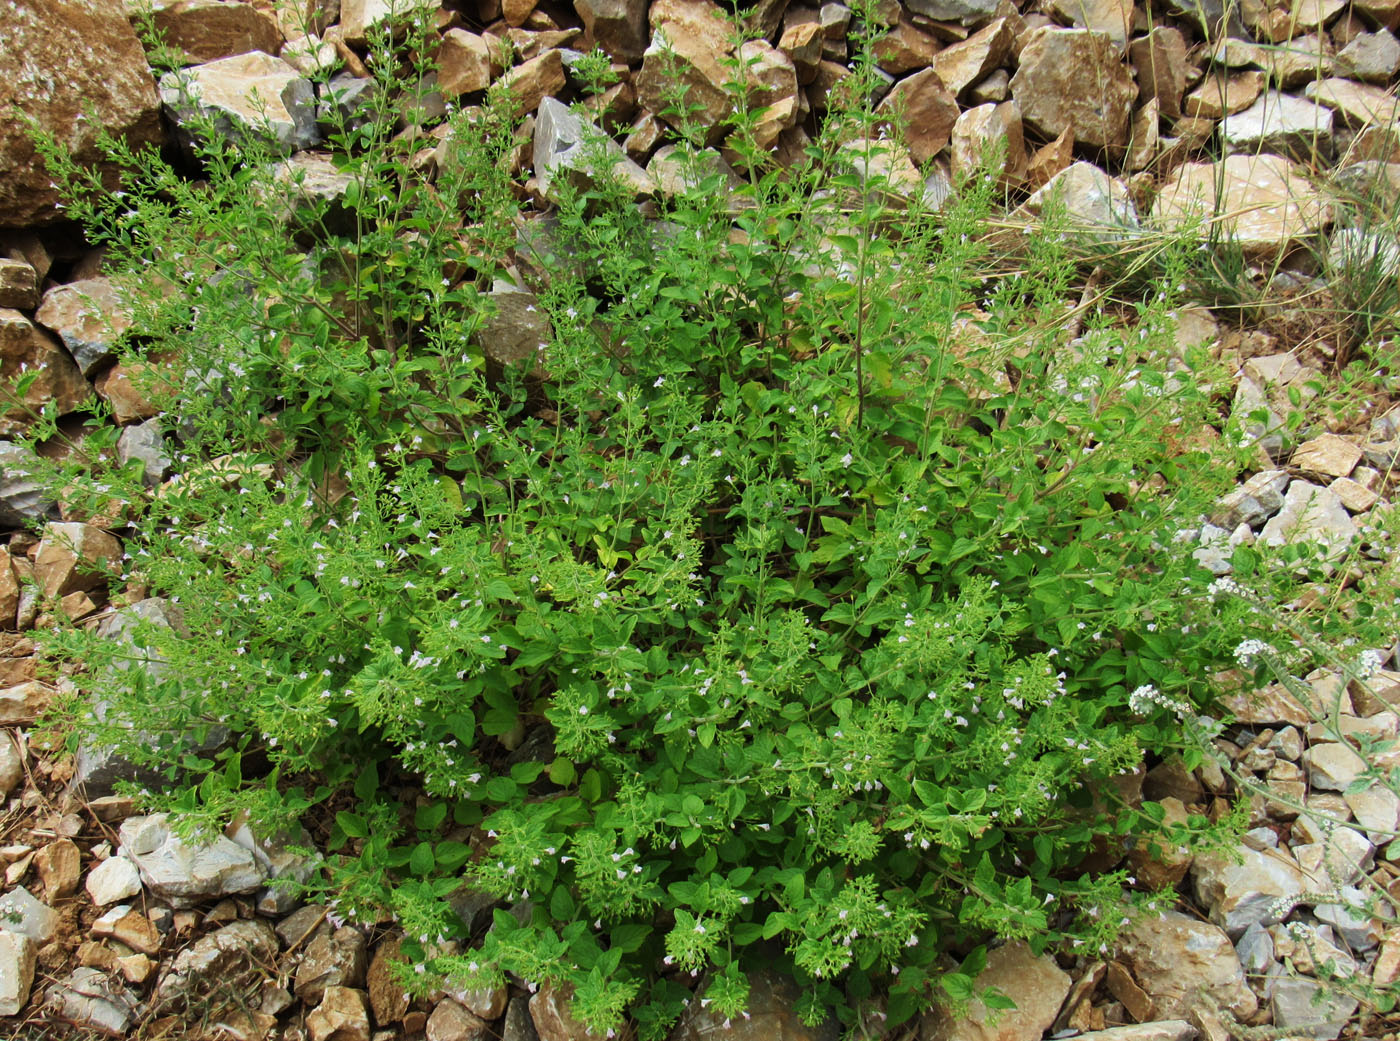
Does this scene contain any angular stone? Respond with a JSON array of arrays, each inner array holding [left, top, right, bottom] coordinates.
[[1305, 77, 1400, 128], [1047, 0, 1134, 51], [1184, 70, 1264, 119], [0, 0, 163, 227], [144, 0, 284, 64], [155, 918, 278, 1010], [86, 855, 143, 907], [1292, 434, 1362, 479], [1131, 27, 1187, 119], [1271, 977, 1356, 1039], [875, 67, 959, 165], [428, 997, 490, 1041], [950, 101, 1026, 185], [578, 0, 649, 64], [0, 441, 56, 530], [0, 309, 91, 437], [1153, 154, 1329, 257], [906, 0, 1003, 26], [308, 986, 371, 1041], [1127, 796, 1193, 889], [95, 362, 162, 424], [1010, 28, 1136, 151], [92, 905, 162, 955], [1334, 471, 1383, 510], [339, 0, 433, 47], [295, 925, 368, 1003], [1027, 129, 1074, 191], [1338, 29, 1400, 82], [1019, 162, 1139, 239], [34, 522, 121, 600], [670, 969, 837, 1041], [160, 52, 320, 155], [497, 49, 568, 119], [0, 733, 22, 798], [35, 838, 81, 902], [471, 289, 552, 370], [1116, 910, 1257, 1019], [367, 936, 410, 1025], [0, 886, 57, 942], [46, 966, 140, 1034], [35, 277, 133, 377], [533, 97, 654, 201], [438, 30, 495, 96], [1191, 845, 1307, 936], [1314, 889, 1382, 949], [921, 941, 1070, 1041], [0, 259, 39, 310], [119, 812, 266, 905], [1259, 480, 1355, 557], [0, 928, 36, 1016], [1221, 91, 1333, 163], [636, 0, 733, 143]]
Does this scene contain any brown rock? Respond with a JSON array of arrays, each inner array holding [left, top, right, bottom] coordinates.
[[146, 0, 284, 63], [35, 278, 133, 377], [0, 309, 90, 437], [339, 0, 433, 48], [922, 940, 1071, 1041], [577, 0, 650, 64], [34, 522, 120, 600], [530, 982, 608, 1041], [35, 838, 81, 901], [0, 259, 39, 310], [1010, 27, 1136, 151], [950, 100, 1026, 185], [636, 0, 735, 143], [779, 21, 824, 83], [1105, 961, 1155, 1022], [1127, 795, 1194, 889], [1184, 70, 1265, 119], [736, 40, 798, 113], [1305, 77, 1400, 128], [92, 905, 162, 955], [1116, 910, 1257, 1020], [0, 0, 163, 227], [94, 361, 163, 424], [438, 30, 496, 96], [366, 937, 410, 1026], [1126, 99, 1159, 172], [294, 925, 368, 1004], [497, 49, 567, 118], [1292, 433, 1362, 478], [1130, 27, 1187, 119], [876, 67, 960, 164], [452, 984, 508, 1020], [427, 997, 490, 1041], [875, 15, 943, 73], [0, 551, 19, 630], [502, 0, 537, 27], [1046, 0, 1134, 51], [0, 681, 54, 725], [307, 986, 371, 1041], [1026, 128, 1074, 191], [1153, 153, 1329, 257], [931, 17, 1015, 97]]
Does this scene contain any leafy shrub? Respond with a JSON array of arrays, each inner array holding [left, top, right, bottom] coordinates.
[[21, 5, 1305, 1036]]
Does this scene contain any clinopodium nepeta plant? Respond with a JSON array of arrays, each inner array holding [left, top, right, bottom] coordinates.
[[22, 1, 1276, 1035]]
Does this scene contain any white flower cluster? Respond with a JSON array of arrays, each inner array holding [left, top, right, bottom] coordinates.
[[1207, 576, 1243, 599], [1127, 684, 1191, 719], [1233, 639, 1276, 667], [1356, 648, 1386, 681]]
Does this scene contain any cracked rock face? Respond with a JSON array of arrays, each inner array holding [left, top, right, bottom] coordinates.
[[119, 813, 267, 906]]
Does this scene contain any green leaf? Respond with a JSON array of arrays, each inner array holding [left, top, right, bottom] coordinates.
[[336, 811, 368, 839], [353, 763, 379, 803], [415, 802, 448, 831], [409, 841, 435, 876]]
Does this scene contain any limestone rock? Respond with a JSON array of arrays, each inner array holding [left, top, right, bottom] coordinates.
[[921, 941, 1070, 1041], [1221, 92, 1333, 163], [669, 969, 838, 1041], [472, 289, 552, 370], [1271, 978, 1357, 1039], [534, 97, 654, 200], [0, 259, 39, 310], [35, 277, 133, 378], [438, 30, 495, 96], [531, 982, 610, 1041], [636, 1, 734, 143], [160, 51, 321, 155], [875, 16, 943, 74], [0, 680, 52, 725], [35, 838, 81, 902], [1338, 29, 1400, 82], [1292, 434, 1362, 479], [1019, 162, 1139, 239], [875, 67, 959, 165], [0, 0, 163, 227], [1115, 910, 1257, 1019], [1047, 0, 1134, 51], [46, 966, 140, 1034], [0, 441, 57, 529], [1305, 77, 1400, 128], [498, 49, 568, 119], [1259, 480, 1355, 558], [307, 985, 371, 1041], [504, 995, 541, 1041], [119, 812, 267, 905], [86, 855, 143, 907], [1191, 844, 1307, 936], [92, 905, 162, 955], [1010, 28, 1136, 151], [427, 998, 490, 1041], [0, 310, 91, 437], [0, 928, 36, 1016], [339, 0, 433, 47], [154, 918, 278, 1010], [1184, 70, 1264, 119], [294, 925, 368, 1003], [1303, 740, 1367, 791], [1153, 154, 1329, 257], [578, 0, 649, 64], [905, 0, 1003, 26], [0, 733, 22, 798], [0, 886, 57, 942], [143, 0, 284, 64], [1131, 27, 1187, 119], [34, 522, 121, 600], [117, 418, 173, 489], [367, 936, 410, 1025]]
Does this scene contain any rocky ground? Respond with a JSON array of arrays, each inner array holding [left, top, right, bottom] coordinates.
[[4, 0, 1400, 1038]]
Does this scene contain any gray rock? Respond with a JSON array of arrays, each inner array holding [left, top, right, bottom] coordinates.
[[35, 277, 132, 376], [1327, 226, 1400, 283], [905, 0, 1002, 25], [575, 0, 649, 64], [1302, 741, 1367, 791], [1191, 845, 1307, 936], [1230, 377, 1284, 460], [1221, 92, 1333, 163], [160, 52, 320, 155], [1313, 889, 1382, 950], [318, 72, 377, 133], [85, 854, 143, 907], [294, 925, 368, 1003], [1235, 921, 1274, 974], [0, 928, 36, 1016], [1270, 977, 1356, 1039], [47, 967, 141, 1034], [0, 886, 58, 942], [119, 813, 266, 906], [1116, 909, 1257, 1020], [1337, 29, 1400, 84], [154, 918, 279, 1011], [229, 821, 319, 914], [1062, 1024, 1197, 1041], [669, 970, 840, 1041], [1213, 469, 1290, 528], [0, 732, 22, 799], [471, 289, 553, 370], [1259, 480, 1355, 559], [117, 418, 172, 488], [264, 152, 357, 238], [504, 995, 541, 1041], [534, 97, 654, 201], [1018, 162, 1140, 240], [0, 441, 57, 529]]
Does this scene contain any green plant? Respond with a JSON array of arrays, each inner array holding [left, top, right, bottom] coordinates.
[[20, 5, 1311, 1038]]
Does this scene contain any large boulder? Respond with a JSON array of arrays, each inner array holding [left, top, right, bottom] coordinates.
[[1010, 28, 1137, 152], [0, 0, 163, 227]]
